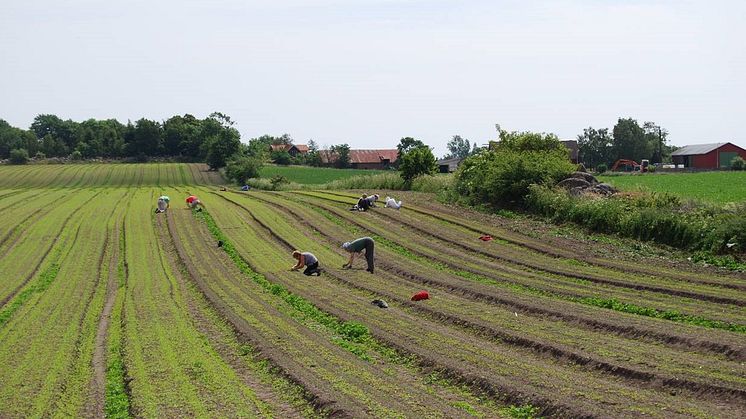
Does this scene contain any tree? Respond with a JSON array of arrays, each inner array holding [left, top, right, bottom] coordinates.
[[445, 135, 473, 159], [126, 118, 163, 157], [494, 129, 566, 153], [577, 127, 612, 168], [330, 144, 351, 168], [612, 118, 650, 163], [271, 150, 292, 165], [643, 121, 669, 164], [163, 114, 201, 158], [0, 120, 38, 159], [225, 155, 263, 184], [396, 137, 425, 161], [399, 145, 436, 183], [9, 148, 29, 165]]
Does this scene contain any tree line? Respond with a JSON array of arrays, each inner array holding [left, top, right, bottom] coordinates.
[[577, 118, 674, 170], [0, 113, 241, 167]]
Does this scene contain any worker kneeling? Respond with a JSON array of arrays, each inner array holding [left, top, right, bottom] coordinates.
[[290, 250, 322, 276]]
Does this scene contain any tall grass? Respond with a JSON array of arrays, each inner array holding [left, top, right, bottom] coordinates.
[[525, 185, 746, 256]]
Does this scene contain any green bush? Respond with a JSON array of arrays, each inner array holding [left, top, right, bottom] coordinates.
[[34, 151, 46, 160], [70, 150, 83, 161], [596, 163, 607, 174], [399, 145, 437, 183], [9, 148, 29, 164], [455, 148, 574, 207], [225, 155, 263, 185], [731, 156, 745, 171]]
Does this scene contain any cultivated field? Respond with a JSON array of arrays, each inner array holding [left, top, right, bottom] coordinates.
[[0, 163, 744, 418], [598, 171, 746, 204]]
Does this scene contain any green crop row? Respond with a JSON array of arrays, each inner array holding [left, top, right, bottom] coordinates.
[[105, 223, 130, 418]]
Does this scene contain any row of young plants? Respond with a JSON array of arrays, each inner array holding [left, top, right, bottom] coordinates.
[[211, 191, 735, 418], [198, 194, 514, 417], [296, 191, 746, 329], [257, 192, 746, 392]]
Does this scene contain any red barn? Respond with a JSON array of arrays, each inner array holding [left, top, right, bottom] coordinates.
[[671, 142, 746, 169], [319, 149, 398, 169]]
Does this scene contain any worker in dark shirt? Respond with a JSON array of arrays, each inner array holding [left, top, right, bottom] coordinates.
[[341, 237, 375, 273]]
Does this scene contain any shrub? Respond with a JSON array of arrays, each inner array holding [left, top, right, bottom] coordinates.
[[596, 163, 607, 174], [731, 156, 745, 171], [70, 150, 83, 161], [225, 155, 263, 185], [399, 145, 437, 183], [455, 148, 574, 207], [34, 151, 46, 160], [271, 150, 292, 165], [270, 175, 289, 188], [9, 148, 29, 164]]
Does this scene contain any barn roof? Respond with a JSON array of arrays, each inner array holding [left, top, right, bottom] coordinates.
[[671, 143, 728, 156], [349, 149, 398, 164], [294, 144, 309, 152], [319, 149, 398, 164]]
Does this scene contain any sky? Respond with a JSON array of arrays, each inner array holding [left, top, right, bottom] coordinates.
[[1, 0, 744, 157]]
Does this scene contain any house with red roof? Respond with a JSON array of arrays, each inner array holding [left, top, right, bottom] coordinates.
[[318, 149, 398, 170], [269, 144, 309, 157]]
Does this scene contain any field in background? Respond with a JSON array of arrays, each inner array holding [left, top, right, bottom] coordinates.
[[0, 163, 223, 188], [0, 164, 744, 418], [598, 171, 746, 204], [259, 165, 388, 185]]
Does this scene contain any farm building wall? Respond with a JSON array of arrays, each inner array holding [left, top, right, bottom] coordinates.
[[673, 143, 746, 169]]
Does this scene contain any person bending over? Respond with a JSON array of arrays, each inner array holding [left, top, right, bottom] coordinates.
[[342, 237, 375, 273]]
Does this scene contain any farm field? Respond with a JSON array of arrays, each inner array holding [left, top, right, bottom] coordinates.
[[598, 171, 746, 204], [0, 163, 745, 418], [260, 165, 388, 185]]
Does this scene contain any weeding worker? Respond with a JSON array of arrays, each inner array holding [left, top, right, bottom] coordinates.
[[351, 194, 371, 211], [186, 194, 205, 210], [156, 195, 170, 213], [384, 196, 402, 210], [290, 250, 322, 276], [342, 237, 375, 273]]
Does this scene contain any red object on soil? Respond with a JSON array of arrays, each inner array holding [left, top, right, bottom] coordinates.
[[479, 235, 493, 241], [411, 291, 429, 301], [186, 195, 197, 204]]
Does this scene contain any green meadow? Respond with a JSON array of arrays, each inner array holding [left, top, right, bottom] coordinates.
[[259, 165, 389, 185], [598, 171, 746, 204]]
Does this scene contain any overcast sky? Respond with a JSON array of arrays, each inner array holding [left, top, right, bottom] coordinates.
[[1, 0, 744, 157]]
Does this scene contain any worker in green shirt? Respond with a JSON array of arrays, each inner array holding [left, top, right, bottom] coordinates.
[[342, 237, 375, 273]]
